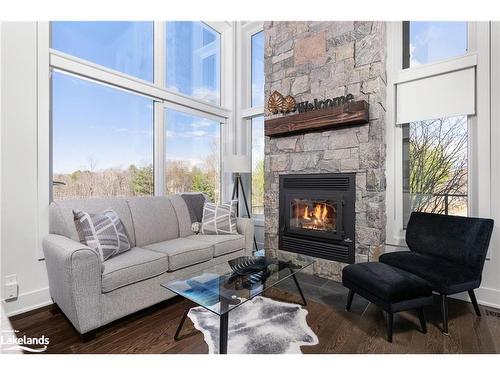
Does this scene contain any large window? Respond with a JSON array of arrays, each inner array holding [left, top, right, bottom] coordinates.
[[49, 21, 229, 202], [166, 22, 221, 105], [404, 21, 468, 68], [165, 109, 221, 202], [402, 116, 468, 227], [51, 21, 154, 81], [51, 72, 154, 200]]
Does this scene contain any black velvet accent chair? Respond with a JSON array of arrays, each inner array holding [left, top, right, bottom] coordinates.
[[379, 212, 494, 334]]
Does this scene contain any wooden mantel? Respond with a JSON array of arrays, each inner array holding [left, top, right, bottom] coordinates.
[[264, 100, 369, 137]]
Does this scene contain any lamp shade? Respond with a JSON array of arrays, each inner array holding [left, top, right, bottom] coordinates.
[[224, 155, 251, 173]]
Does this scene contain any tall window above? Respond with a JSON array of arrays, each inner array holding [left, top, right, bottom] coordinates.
[[164, 109, 221, 202], [400, 21, 469, 227], [251, 31, 264, 107], [166, 22, 221, 105], [248, 28, 265, 217], [403, 21, 467, 68], [51, 72, 154, 200], [51, 21, 154, 81]]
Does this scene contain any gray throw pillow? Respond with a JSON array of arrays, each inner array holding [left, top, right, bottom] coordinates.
[[181, 193, 207, 223], [201, 200, 238, 235], [73, 209, 131, 262]]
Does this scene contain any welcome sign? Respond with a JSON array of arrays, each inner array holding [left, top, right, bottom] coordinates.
[[296, 93, 354, 113], [267, 91, 355, 115]]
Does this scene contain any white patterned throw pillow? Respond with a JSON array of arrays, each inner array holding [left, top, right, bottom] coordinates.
[[191, 221, 202, 234], [73, 209, 131, 262], [201, 200, 238, 235]]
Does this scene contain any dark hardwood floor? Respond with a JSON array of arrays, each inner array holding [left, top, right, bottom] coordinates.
[[9, 274, 500, 354]]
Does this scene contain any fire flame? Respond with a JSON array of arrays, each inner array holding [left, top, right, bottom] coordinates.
[[302, 203, 329, 223]]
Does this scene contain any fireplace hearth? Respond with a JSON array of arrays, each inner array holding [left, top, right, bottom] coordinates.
[[279, 173, 355, 264]]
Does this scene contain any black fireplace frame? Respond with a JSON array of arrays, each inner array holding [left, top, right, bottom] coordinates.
[[279, 173, 355, 264], [284, 193, 344, 241]]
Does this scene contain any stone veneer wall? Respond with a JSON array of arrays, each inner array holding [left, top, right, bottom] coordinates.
[[264, 21, 387, 281]]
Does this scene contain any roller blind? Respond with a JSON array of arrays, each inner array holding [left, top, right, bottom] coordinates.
[[396, 67, 475, 124]]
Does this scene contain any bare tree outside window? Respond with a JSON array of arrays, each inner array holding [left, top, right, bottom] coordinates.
[[165, 139, 219, 203], [53, 157, 153, 200], [402, 116, 468, 226], [251, 116, 265, 215]]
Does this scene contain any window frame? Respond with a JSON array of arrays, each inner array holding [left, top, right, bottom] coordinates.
[[385, 22, 491, 251], [36, 21, 233, 259], [238, 21, 264, 221]]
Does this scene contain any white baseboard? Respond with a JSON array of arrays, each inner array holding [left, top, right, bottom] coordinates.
[[2, 287, 52, 317], [453, 286, 500, 309]]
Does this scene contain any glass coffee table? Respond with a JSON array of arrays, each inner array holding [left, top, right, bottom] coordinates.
[[161, 254, 314, 354]]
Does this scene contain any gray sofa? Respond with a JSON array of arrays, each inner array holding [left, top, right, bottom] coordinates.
[[43, 195, 254, 335]]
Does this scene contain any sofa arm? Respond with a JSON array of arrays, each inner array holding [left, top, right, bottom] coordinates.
[[237, 218, 255, 255], [43, 234, 101, 334]]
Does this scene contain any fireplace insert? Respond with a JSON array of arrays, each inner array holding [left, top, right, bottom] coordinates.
[[279, 173, 355, 264]]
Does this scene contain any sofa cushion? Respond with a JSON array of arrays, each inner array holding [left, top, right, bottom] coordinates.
[[49, 198, 136, 246], [168, 194, 195, 237], [101, 247, 168, 293], [188, 234, 245, 257], [127, 197, 179, 247], [379, 251, 480, 295], [144, 238, 213, 271]]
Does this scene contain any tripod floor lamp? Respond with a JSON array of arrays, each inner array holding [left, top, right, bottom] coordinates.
[[225, 156, 259, 251]]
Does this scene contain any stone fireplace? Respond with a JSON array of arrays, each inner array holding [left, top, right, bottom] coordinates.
[[264, 21, 387, 281]]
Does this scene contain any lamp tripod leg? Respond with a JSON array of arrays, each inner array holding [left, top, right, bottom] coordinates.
[[231, 174, 259, 251]]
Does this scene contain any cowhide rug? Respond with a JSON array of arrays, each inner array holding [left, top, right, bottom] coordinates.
[[187, 296, 319, 354]]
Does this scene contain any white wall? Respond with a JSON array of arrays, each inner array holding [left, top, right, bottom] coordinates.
[[1, 22, 51, 315]]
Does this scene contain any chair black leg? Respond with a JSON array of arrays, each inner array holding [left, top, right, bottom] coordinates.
[[417, 308, 427, 334], [441, 294, 449, 335], [468, 289, 481, 317], [345, 289, 355, 311], [386, 311, 393, 343]]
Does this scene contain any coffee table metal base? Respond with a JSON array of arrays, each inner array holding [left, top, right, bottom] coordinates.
[[219, 312, 229, 354]]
